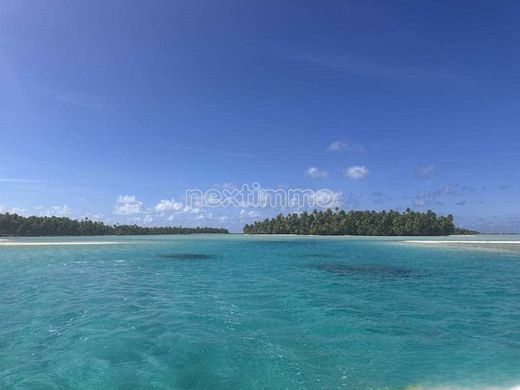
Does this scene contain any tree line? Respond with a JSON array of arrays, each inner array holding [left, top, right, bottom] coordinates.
[[0, 213, 229, 236], [243, 208, 475, 236]]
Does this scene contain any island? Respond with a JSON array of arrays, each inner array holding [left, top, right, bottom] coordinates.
[[243, 208, 477, 236], [0, 213, 228, 236]]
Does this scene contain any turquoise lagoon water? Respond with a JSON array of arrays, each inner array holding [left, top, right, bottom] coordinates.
[[1, 235, 519, 389]]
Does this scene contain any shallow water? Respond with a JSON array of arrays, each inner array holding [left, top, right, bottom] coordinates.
[[1, 235, 519, 389]]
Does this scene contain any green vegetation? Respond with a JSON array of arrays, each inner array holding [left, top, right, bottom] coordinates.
[[243, 208, 466, 236], [0, 213, 228, 236], [453, 227, 480, 235]]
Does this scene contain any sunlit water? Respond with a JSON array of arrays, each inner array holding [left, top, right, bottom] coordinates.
[[1, 235, 519, 389]]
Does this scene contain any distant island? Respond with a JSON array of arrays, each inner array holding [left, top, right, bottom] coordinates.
[[0, 213, 229, 236], [244, 209, 478, 236]]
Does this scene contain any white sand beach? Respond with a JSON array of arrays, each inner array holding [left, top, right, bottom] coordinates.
[[405, 240, 520, 245], [0, 239, 122, 246]]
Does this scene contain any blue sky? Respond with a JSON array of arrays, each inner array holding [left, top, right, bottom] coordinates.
[[1, 1, 520, 232]]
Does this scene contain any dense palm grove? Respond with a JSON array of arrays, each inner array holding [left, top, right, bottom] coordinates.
[[0, 213, 228, 236], [243, 208, 464, 236]]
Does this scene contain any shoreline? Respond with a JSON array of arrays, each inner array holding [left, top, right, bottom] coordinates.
[[404, 240, 520, 245], [0, 239, 123, 246]]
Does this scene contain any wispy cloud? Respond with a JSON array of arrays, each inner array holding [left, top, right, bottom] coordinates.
[[343, 166, 369, 179], [213, 182, 238, 190], [113, 195, 144, 215], [411, 185, 457, 208], [305, 167, 329, 179], [35, 205, 73, 217], [0, 204, 26, 214], [312, 190, 343, 209], [414, 165, 435, 179], [239, 209, 262, 220], [327, 140, 365, 153], [0, 178, 41, 183], [289, 53, 454, 80], [155, 199, 183, 212]]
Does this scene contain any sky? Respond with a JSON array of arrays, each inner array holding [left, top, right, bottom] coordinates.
[[1, 0, 520, 232]]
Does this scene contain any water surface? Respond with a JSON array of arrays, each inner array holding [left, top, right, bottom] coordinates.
[[1, 235, 519, 389]]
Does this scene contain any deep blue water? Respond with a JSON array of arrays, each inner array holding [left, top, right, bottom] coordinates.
[[1, 235, 519, 389]]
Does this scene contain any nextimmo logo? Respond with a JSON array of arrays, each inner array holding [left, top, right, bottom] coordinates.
[[185, 183, 337, 209]]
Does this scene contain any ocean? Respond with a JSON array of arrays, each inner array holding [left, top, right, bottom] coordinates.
[[1, 235, 519, 389]]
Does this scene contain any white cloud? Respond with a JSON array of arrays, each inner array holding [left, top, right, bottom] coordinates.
[[0, 204, 26, 214], [305, 167, 329, 179], [310, 190, 343, 208], [51, 205, 72, 216], [1, 204, 74, 217], [0, 178, 40, 183], [142, 214, 155, 224], [36, 205, 73, 217], [343, 166, 369, 179], [328, 140, 365, 152], [155, 199, 183, 212], [165, 206, 215, 224], [80, 213, 104, 221], [113, 195, 144, 215], [183, 205, 201, 214], [57, 94, 115, 112], [248, 210, 261, 218], [239, 209, 261, 219], [214, 182, 237, 190]]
